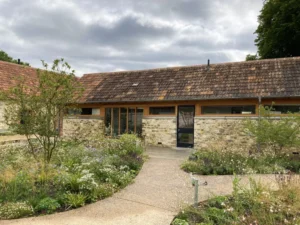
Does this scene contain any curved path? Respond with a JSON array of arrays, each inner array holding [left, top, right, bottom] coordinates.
[[1, 147, 277, 225]]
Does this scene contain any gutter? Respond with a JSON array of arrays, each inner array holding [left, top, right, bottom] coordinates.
[[78, 95, 300, 104]]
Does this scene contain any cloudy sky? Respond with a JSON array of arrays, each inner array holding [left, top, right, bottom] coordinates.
[[0, 0, 263, 76]]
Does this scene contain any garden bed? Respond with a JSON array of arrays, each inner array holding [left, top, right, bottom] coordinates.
[[181, 149, 300, 175], [0, 134, 144, 219], [172, 175, 300, 225]]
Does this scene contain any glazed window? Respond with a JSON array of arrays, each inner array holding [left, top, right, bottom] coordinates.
[[265, 105, 300, 114], [81, 108, 92, 115], [149, 106, 175, 115], [105, 107, 144, 136], [202, 106, 256, 115], [68, 108, 100, 116]]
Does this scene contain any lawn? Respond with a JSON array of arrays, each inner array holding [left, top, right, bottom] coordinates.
[[0, 134, 144, 219]]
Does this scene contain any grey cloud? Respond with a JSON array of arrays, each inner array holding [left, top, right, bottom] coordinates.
[[170, 0, 215, 21], [85, 15, 175, 48], [0, 0, 263, 76]]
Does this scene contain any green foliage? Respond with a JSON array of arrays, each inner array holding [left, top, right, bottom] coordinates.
[[172, 218, 189, 225], [173, 177, 300, 224], [0, 50, 30, 66], [35, 197, 61, 214], [0, 59, 84, 164], [255, 0, 300, 59], [182, 148, 300, 175], [95, 165, 134, 188], [245, 54, 258, 61], [245, 106, 300, 154], [64, 193, 86, 208], [94, 184, 114, 199], [0, 202, 33, 219], [0, 171, 33, 202], [0, 134, 144, 218]]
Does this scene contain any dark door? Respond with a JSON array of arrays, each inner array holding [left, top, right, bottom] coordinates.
[[177, 106, 195, 148]]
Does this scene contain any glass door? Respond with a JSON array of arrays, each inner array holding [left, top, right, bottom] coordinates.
[[177, 106, 195, 148]]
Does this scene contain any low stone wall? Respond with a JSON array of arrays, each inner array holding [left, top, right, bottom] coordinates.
[[0, 101, 8, 131], [63, 117, 104, 137], [62, 116, 256, 151], [142, 116, 176, 148], [194, 117, 255, 152]]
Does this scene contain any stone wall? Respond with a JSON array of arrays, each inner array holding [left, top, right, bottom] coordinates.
[[62, 116, 256, 151], [142, 116, 176, 148], [194, 117, 255, 151], [63, 117, 104, 137], [0, 101, 8, 131]]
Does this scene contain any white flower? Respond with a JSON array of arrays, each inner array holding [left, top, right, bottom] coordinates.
[[227, 207, 234, 212]]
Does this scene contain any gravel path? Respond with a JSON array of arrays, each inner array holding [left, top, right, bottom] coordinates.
[[0, 147, 278, 225]]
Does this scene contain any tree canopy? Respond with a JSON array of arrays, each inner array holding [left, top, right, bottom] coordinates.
[[255, 0, 300, 59], [0, 49, 30, 66], [0, 59, 83, 164], [245, 54, 259, 61]]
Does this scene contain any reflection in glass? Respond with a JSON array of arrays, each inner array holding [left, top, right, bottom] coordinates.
[[178, 107, 194, 128], [120, 108, 127, 134], [136, 108, 143, 136], [128, 108, 135, 133], [178, 133, 194, 144], [202, 106, 256, 114], [105, 108, 112, 135], [149, 107, 175, 115], [105, 107, 143, 136], [113, 108, 119, 136]]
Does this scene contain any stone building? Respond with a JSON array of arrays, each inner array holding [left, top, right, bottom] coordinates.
[[64, 57, 300, 149], [0, 61, 38, 132]]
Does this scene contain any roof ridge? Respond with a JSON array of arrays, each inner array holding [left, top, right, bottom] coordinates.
[[0, 60, 35, 69], [82, 56, 300, 77]]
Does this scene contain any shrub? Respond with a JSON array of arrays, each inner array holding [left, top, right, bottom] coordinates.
[[0, 202, 33, 219], [173, 177, 300, 225], [182, 148, 299, 175], [0, 171, 34, 202], [64, 193, 86, 208], [35, 197, 61, 214], [172, 218, 189, 225], [245, 105, 300, 154], [94, 165, 134, 188], [94, 184, 115, 199]]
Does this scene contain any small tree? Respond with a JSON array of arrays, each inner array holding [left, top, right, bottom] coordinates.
[[245, 106, 300, 155], [245, 54, 259, 61], [0, 59, 83, 164]]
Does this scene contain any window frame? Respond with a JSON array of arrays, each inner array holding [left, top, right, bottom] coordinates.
[[201, 105, 256, 115], [105, 107, 144, 136], [67, 108, 100, 117], [149, 106, 176, 115], [263, 105, 300, 114]]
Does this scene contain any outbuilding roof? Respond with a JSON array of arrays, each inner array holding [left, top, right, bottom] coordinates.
[[0, 61, 38, 91], [79, 57, 300, 103]]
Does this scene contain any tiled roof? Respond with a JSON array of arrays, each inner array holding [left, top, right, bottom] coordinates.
[[0, 61, 38, 91], [79, 57, 300, 103]]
